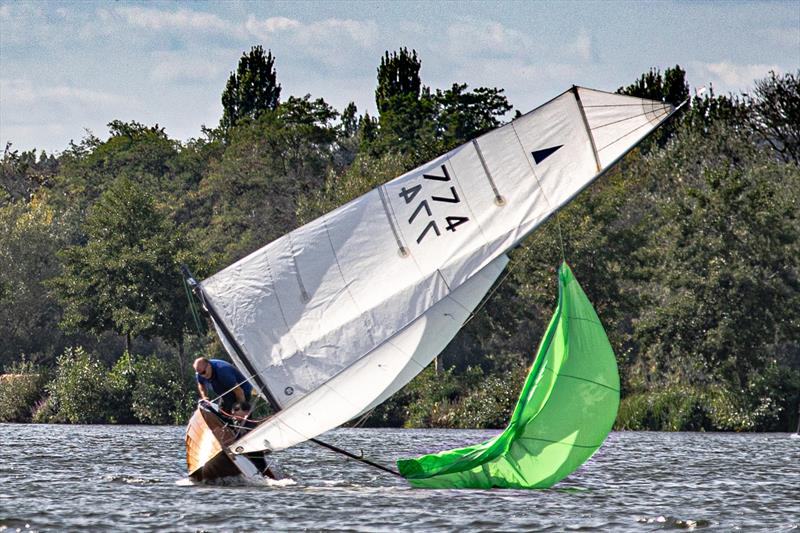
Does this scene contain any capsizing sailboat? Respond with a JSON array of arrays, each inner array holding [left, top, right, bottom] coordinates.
[[184, 86, 679, 485]]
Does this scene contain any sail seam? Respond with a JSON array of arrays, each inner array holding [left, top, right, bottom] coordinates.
[[377, 185, 409, 256], [582, 103, 661, 107], [571, 86, 602, 172], [557, 372, 620, 393], [516, 436, 606, 449]]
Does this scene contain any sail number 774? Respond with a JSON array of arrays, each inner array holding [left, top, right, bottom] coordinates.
[[398, 165, 469, 244]]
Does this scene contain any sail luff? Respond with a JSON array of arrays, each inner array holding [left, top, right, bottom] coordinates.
[[199, 288, 282, 411]]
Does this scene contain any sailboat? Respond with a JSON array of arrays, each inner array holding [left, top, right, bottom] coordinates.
[[184, 86, 680, 485]]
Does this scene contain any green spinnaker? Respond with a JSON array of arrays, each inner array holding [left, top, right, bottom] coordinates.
[[397, 262, 620, 489]]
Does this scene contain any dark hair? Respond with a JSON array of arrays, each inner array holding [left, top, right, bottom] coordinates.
[[232, 401, 251, 412]]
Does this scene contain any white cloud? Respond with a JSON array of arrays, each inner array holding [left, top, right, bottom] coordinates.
[[444, 19, 535, 60], [245, 16, 301, 33], [691, 61, 783, 93], [1, 78, 128, 109], [244, 15, 379, 68], [115, 6, 240, 35]]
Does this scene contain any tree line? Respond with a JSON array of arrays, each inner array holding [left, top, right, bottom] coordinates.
[[1, 46, 798, 431]]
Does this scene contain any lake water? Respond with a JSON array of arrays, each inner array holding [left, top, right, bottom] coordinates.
[[1, 425, 798, 531]]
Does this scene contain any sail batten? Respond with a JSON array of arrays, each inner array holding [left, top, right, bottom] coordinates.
[[199, 86, 675, 454]]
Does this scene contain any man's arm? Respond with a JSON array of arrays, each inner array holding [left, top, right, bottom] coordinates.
[[197, 382, 209, 401], [233, 386, 245, 404]]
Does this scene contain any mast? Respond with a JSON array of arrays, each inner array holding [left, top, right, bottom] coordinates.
[[181, 265, 281, 411]]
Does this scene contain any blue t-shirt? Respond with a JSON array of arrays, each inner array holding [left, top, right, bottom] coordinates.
[[196, 359, 253, 398]]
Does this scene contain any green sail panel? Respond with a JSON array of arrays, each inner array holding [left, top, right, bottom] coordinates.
[[397, 263, 620, 489]]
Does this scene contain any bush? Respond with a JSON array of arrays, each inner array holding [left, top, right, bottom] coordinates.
[[47, 347, 115, 423], [130, 355, 188, 425], [615, 384, 771, 431], [444, 365, 527, 429], [0, 359, 49, 422]]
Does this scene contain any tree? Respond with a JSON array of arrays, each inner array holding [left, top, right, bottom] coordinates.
[[0, 194, 70, 368], [54, 121, 182, 213], [433, 83, 512, 146], [632, 120, 800, 394], [199, 95, 340, 265], [745, 70, 800, 164], [371, 48, 436, 156], [50, 177, 197, 354], [1, 144, 59, 207], [220, 46, 281, 133], [376, 48, 422, 114], [618, 65, 689, 106]]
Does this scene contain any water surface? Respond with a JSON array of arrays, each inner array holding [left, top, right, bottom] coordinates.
[[1, 425, 798, 531]]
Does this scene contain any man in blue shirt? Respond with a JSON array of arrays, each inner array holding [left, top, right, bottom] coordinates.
[[193, 357, 253, 412]]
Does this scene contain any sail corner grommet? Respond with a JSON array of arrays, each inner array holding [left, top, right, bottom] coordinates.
[[235, 446, 244, 453]]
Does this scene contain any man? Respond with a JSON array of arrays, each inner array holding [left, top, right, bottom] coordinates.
[[193, 357, 252, 412]]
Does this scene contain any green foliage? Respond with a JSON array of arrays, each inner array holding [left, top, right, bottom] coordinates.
[[1, 144, 59, 206], [128, 354, 191, 425], [632, 122, 800, 388], [49, 176, 196, 350], [54, 121, 181, 212], [0, 359, 49, 422], [39, 348, 194, 425], [46, 347, 115, 423], [220, 46, 281, 133], [375, 48, 422, 115], [745, 70, 800, 164], [433, 83, 513, 145], [615, 383, 792, 432], [1, 58, 798, 432], [0, 195, 70, 368], [199, 95, 341, 264], [618, 65, 689, 106]]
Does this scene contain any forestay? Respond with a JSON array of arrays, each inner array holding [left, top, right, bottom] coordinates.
[[198, 87, 673, 454]]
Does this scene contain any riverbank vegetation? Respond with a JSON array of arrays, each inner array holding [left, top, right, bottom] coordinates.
[[1, 47, 798, 431]]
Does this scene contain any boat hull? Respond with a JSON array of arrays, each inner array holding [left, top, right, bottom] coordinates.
[[185, 407, 241, 481]]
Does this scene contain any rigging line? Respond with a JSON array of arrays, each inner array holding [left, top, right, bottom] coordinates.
[[310, 437, 402, 477], [594, 118, 661, 153], [588, 107, 669, 131], [556, 212, 567, 263]]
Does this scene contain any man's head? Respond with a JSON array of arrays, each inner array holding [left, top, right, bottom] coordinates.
[[193, 357, 212, 379]]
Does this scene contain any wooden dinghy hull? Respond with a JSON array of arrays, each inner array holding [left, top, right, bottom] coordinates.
[[185, 407, 263, 481]]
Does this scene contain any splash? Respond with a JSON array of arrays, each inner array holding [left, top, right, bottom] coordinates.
[[174, 475, 296, 488]]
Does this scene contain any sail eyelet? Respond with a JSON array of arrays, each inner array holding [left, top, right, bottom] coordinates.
[[284, 386, 294, 396]]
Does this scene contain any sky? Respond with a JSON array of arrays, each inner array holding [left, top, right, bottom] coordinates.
[[1, 0, 798, 154]]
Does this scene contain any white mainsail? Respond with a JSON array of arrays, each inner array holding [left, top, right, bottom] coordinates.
[[198, 86, 675, 454]]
